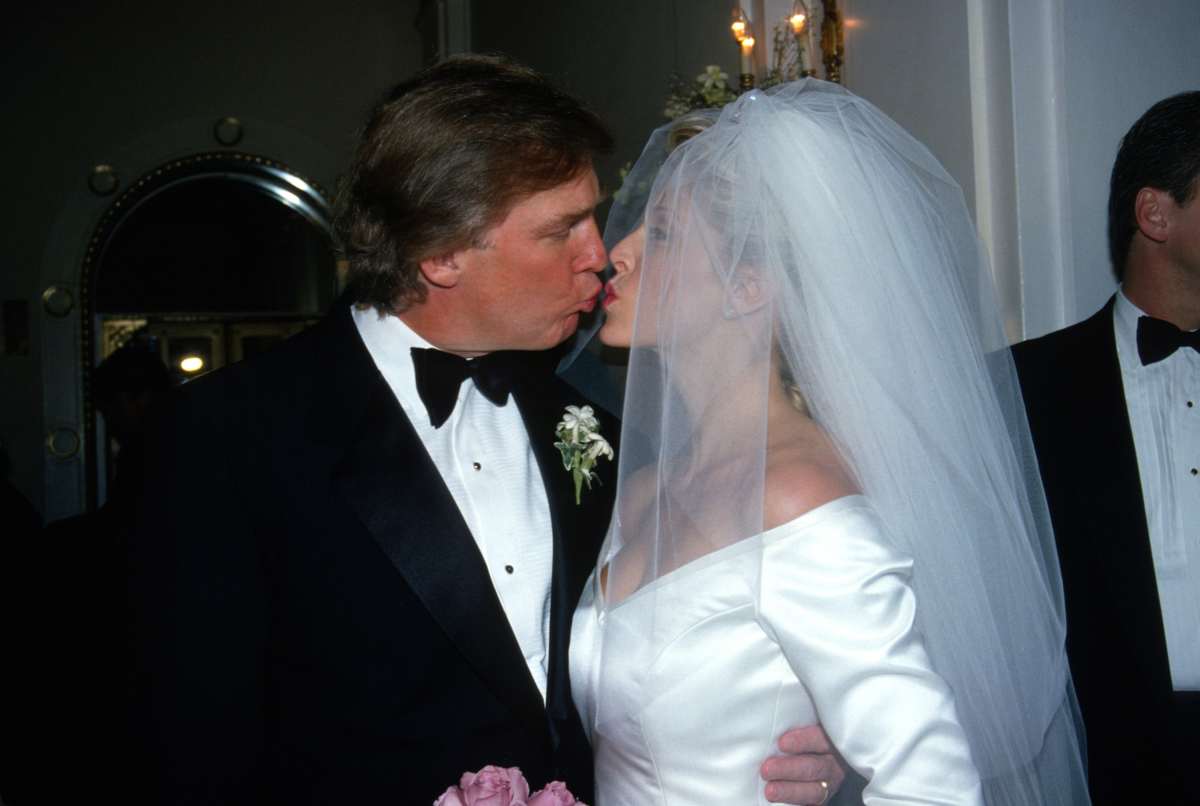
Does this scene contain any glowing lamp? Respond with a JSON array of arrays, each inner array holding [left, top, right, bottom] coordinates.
[[179, 355, 205, 373]]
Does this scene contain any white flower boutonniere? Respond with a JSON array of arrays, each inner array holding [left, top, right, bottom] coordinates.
[[554, 405, 614, 505]]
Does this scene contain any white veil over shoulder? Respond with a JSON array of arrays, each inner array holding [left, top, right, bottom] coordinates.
[[593, 80, 1089, 804]]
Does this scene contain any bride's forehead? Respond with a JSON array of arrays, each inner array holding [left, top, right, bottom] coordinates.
[[644, 182, 736, 232], [643, 201, 706, 240]]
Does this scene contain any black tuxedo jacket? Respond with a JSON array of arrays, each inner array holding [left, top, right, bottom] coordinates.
[[1012, 296, 1198, 803], [125, 304, 619, 805]]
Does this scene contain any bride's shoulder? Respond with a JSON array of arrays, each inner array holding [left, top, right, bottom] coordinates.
[[763, 439, 860, 532]]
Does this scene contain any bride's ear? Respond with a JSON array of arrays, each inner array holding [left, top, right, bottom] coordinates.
[[722, 267, 769, 318]]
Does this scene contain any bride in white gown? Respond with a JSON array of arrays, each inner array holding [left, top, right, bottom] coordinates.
[[567, 81, 1089, 805]]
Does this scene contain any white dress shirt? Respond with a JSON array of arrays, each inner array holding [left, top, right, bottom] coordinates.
[[352, 305, 555, 700], [1113, 291, 1200, 690]]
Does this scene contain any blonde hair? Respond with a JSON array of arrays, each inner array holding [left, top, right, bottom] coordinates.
[[667, 111, 717, 152]]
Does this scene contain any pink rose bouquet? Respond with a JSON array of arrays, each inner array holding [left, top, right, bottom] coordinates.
[[432, 765, 587, 806]]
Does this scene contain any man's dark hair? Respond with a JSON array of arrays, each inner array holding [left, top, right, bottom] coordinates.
[[334, 55, 613, 314], [1108, 90, 1200, 282]]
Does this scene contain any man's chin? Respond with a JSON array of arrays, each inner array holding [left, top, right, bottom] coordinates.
[[549, 313, 584, 348]]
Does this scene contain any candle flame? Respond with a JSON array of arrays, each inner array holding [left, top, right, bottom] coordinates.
[[740, 36, 755, 52], [790, 13, 806, 33], [731, 20, 746, 40]]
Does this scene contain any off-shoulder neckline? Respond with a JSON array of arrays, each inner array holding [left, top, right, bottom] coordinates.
[[598, 494, 875, 611]]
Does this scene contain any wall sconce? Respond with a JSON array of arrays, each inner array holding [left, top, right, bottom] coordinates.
[[731, 6, 756, 89], [730, 1, 843, 88]]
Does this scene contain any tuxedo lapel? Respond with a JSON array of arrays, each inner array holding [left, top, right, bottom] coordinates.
[[1076, 301, 1171, 679], [1022, 298, 1172, 685], [513, 374, 614, 602], [332, 348, 547, 731], [1076, 299, 1146, 512], [511, 369, 617, 735]]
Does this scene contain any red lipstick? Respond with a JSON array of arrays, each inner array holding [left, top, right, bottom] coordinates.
[[602, 280, 619, 309]]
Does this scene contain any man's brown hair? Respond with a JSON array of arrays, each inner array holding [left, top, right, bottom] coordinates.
[[335, 55, 613, 313]]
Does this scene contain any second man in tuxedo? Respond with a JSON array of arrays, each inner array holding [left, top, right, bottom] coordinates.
[[1013, 90, 1200, 804]]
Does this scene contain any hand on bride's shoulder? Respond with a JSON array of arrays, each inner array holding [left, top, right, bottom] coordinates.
[[763, 429, 859, 531]]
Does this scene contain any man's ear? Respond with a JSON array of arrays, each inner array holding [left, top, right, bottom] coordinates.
[[1134, 187, 1171, 244], [418, 252, 464, 289]]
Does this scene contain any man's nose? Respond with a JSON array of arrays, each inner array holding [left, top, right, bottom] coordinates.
[[576, 218, 607, 272]]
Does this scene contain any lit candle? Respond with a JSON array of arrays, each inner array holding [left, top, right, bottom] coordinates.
[[740, 35, 755, 76], [807, 25, 819, 75], [790, 0, 809, 74]]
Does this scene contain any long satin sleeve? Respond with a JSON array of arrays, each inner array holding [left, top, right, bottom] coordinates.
[[758, 500, 984, 806]]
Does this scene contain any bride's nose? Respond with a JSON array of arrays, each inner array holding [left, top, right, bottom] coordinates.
[[610, 240, 638, 276]]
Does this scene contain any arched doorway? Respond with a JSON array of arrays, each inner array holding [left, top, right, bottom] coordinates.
[[80, 152, 338, 508]]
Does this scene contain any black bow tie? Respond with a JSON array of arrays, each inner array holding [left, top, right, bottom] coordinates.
[[410, 347, 529, 428], [1137, 315, 1200, 366]]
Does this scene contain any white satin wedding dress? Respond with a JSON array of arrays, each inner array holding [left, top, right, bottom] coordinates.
[[569, 496, 985, 806]]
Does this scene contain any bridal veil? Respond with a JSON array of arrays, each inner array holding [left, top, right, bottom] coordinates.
[[589, 80, 1089, 804]]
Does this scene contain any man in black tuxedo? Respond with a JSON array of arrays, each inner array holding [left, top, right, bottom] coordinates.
[[1012, 91, 1200, 803], [125, 56, 842, 805]]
